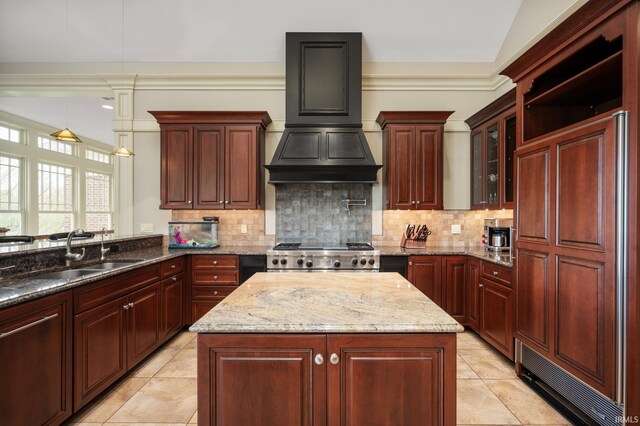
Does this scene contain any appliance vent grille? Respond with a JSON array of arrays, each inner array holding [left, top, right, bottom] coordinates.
[[521, 344, 622, 426]]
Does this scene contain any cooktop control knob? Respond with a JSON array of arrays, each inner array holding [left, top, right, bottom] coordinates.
[[351, 258, 358, 265], [368, 258, 375, 265], [271, 258, 279, 265], [334, 260, 341, 268], [297, 258, 304, 266], [280, 258, 287, 265], [359, 258, 367, 265], [306, 260, 313, 268]]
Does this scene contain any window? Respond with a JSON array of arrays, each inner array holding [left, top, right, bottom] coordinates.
[[38, 136, 73, 155], [0, 155, 22, 234], [0, 125, 21, 143], [85, 171, 112, 230], [85, 149, 111, 164], [38, 163, 74, 234]]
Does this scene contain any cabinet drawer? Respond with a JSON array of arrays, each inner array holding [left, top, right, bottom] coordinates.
[[192, 286, 236, 300], [481, 261, 512, 287], [75, 264, 161, 313], [192, 270, 239, 285], [161, 257, 184, 278], [191, 255, 238, 270]]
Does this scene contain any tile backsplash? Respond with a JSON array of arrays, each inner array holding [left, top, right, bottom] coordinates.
[[171, 210, 275, 246], [276, 184, 372, 245]]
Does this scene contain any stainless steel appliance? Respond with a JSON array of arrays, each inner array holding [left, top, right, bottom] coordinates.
[[267, 243, 379, 272], [482, 218, 513, 252]]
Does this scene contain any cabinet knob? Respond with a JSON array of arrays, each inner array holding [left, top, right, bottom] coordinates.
[[493, 271, 499, 276], [129, 303, 134, 308], [213, 261, 218, 265], [409, 261, 413, 266], [123, 304, 129, 310], [172, 276, 177, 281], [479, 283, 483, 288], [187, 200, 192, 204], [411, 201, 416, 204], [214, 291, 218, 296], [171, 264, 176, 269], [330, 353, 340, 365], [314, 354, 324, 365], [225, 201, 229, 204], [214, 276, 218, 280], [416, 201, 421, 205], [219, 201, 224, 204]]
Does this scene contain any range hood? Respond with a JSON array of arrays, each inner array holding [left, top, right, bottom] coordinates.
[[266, 32, 382, 184]]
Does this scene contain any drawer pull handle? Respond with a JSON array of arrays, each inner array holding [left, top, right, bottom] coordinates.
[[330, 353, 340, 364], [172, 276, 177, 281], [213, 261, 218, 265], [314, 354, 324, 365], [493, 271, 499, 276], [214, 291, 218, 296], [171, 264, 176, 269], [0, 313, 59, 339]]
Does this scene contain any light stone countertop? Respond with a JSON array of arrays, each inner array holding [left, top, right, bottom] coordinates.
[[190, 272, 464, 334]]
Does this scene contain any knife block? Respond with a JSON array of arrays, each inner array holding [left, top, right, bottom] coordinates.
[[400, 234, 427, 248]]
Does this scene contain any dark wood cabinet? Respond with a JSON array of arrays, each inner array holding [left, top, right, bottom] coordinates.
[[466, 257, 481, 331], [443, 256, 467, 324], [480, 278, 513, 358], [376, 111, 453, 210], [161, 274, 184, 339], [408, 255, 442, 307], [150, 111, 271, 210], [198, 333, 457, 426], [0, 291, 72, 426], [466, 89, 516, 210], [189, 255, 239, 323], [126, 282, 162, 368]]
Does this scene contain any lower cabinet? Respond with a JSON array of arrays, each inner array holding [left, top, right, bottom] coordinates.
[[161, 273, 184, 339], [408, 255, 442, 307], [189, 255, 239, 323], [0, 291, 73, 426], [443, 256, 467, 324], [126, 282, 162, 367], [466, 257, 481, 330], [197, 333, 457, 426]]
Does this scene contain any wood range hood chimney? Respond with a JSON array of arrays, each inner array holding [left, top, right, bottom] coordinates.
[[265, 32, 382, 184]]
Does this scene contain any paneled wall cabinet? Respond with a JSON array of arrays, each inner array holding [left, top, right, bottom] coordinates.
[[0, 291, 73, 426], [465, 89, 516, 210], [376, 111, 454, 210], [502, 0, 637, 409], [150, 111, 271, 210]]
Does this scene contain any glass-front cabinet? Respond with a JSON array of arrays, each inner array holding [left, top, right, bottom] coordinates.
[[466, 89, 516, 210]]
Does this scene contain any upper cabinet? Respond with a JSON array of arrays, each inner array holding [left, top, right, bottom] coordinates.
[[376, 111, 453, 210], [150, 112, 271, 210], [466, 89, 516, 210]]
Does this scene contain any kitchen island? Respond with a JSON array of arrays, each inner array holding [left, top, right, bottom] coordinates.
[[190, 272, 463, 426]]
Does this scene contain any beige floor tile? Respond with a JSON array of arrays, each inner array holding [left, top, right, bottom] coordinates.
[[107, 378, 197, 424], [185, 336, 197, 349], [130, 347, 179, 378], [105, 423, 186, 426], [165, 331, 196, 349], [457, 354, 480, 379], [189, 410, 197, 424], [458, 349, 517, 380], [457, 331, 489, 350], [65, 423, 104, 426], [69, 377, 149, 423], [156, 348, 197, 378], [457, 379, 520, 425], [485, 380, 570, 425]]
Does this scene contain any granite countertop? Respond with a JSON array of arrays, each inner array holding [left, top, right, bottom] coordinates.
[[190, 272, 464, 334], [377, 246, 513, 267]]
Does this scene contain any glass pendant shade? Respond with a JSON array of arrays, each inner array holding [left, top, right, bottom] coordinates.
[[50, 127, 82, 143], [112, 145, 135, 157]]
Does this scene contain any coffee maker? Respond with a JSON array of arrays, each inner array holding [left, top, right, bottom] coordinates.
[[483, 218, 513, 252]]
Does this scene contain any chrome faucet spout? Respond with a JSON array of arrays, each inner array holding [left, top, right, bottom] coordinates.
[[65, 229, 87, 266], [100, 227, 110, 261]]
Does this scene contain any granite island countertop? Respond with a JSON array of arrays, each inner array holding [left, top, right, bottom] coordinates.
[[190, 272, 464, 334]]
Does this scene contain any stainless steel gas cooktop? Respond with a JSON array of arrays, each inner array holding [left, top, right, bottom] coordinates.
[[267, 243, 380, 272]]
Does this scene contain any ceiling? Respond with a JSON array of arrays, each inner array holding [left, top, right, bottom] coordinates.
[[1, 0, 522, 63]]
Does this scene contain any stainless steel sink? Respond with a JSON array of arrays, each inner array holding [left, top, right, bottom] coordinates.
[[33, 269, 100, 280], [83, 261, 139, 270]]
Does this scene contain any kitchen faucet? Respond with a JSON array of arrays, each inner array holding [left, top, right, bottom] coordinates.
[[100, 227, 110, 261], [65, 229, 86, 266]]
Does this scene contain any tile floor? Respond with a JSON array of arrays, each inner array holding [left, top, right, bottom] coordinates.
[[64, 330, 569, 426]]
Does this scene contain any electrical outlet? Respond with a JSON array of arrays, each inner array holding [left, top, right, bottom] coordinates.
[[451, 224, 461, 234], [240, 224, 248, 234], [140, 223, 154, 234]]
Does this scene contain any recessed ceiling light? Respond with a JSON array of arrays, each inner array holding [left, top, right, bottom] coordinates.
[[102, 104, 114, 110]]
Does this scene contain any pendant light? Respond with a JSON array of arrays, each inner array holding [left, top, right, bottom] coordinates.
[[111, 0, 135, 157], [50, 0, 82, 144]]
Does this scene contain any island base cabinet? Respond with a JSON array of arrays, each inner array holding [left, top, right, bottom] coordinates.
[[0, 291, 72, 426], [197, 333, 456, 426]]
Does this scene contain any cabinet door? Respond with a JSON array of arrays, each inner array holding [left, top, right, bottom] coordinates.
[[197, 334, 326, 426], [415, 125, 443, 209], [194, 125, 224, 209], [127, 282, 162, 369], [387, 126, 415, 209], [327, 334, 456, 426], [470, 129, 485, 209], [162, 275, 184, 339], [161, 124, 193, 209], [74, 296, 127, 410], [408, 256, 442, 307], [0, 291, 72, 426], [501, 111, 516, 208], [485, 121, 500, 209], [443, 256, 467, 323], [225, 125, 258, 209], [466, 257, 481, 331], [480, 278, 514, 359]]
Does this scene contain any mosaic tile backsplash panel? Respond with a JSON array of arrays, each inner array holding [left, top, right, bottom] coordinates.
[[276, 184, 372, 245]]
